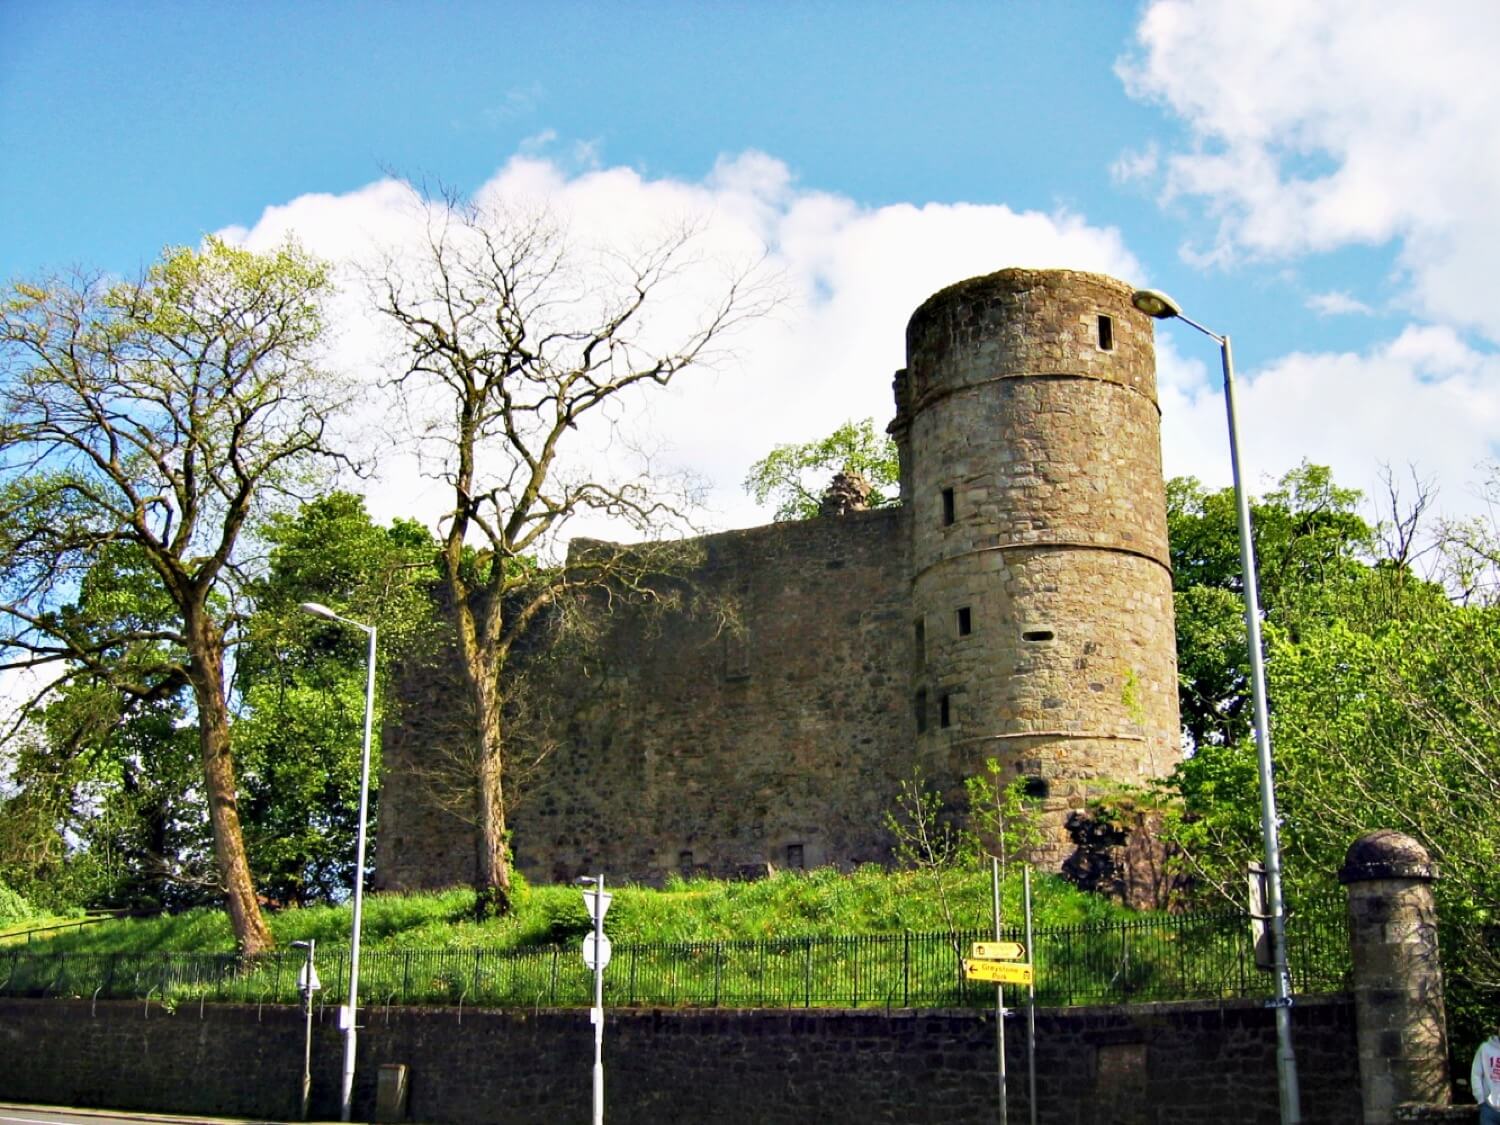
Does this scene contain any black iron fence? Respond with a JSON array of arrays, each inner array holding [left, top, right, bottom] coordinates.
[[0, 905, 1349, 1011]]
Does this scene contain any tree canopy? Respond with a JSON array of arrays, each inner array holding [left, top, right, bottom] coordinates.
[[373, 194, 776, 916], [743, 417, 900, 521], [0, 238, 351, 952]]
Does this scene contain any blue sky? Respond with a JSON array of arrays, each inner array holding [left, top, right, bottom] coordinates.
[[3, 0, 1496, 540]]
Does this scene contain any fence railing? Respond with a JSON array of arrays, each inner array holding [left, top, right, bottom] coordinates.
[[0, 910, 139, 946], [0, 905, 1350, 1011]]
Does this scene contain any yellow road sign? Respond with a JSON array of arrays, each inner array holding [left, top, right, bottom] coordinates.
[[963, 958, 1034, 986], [970, 941, 1027, 961]]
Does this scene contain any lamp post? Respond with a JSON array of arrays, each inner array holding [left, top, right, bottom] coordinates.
[[1130, 289, 1302, 1124], [299, 601, 377, 1124]]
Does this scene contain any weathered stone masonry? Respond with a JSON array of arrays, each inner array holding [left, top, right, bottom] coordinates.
[[0, 996, 1358, 1125], [376, 268, 1180, 889]]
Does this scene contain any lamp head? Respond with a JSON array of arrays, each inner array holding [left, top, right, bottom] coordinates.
[[299, 601, 339, 622], [575, 875, 599, 886], [290, 940, 311, 950], [1131, 289, 1183, 320]]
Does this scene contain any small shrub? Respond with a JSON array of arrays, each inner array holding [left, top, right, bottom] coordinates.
[[0, 879, 35, 927]]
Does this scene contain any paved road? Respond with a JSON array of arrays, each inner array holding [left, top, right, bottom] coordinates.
[[0, 1107, 298, 1125]]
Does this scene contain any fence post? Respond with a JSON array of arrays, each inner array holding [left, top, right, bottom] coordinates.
[[549, 947, 559, 1006], [804, 939, 813, 1008], [852, 937, 860, 1008], [902, 932, 910, 1009], [713, 943, 722, 1007]]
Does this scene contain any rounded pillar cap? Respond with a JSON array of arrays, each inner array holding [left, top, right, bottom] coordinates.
[[1338, 830, 1438, 884]]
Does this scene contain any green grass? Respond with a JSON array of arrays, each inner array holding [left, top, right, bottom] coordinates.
[[21, 864, 1129, 956], [2, 871, 1351, 1010]]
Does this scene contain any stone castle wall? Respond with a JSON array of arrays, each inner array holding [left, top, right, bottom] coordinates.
[[378, 507, 915, 889], [376, 267, 1180, 890], [0, 996, 1359, 1124]]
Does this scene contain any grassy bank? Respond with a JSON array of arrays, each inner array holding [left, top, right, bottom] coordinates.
[[14, 864, 1131, 955]]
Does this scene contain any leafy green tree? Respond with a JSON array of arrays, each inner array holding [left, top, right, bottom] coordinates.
[[744, 417, 900, 521], [0, 239, 351, 954], [1162, 460, 1500, 1044], [233, 492, 439, 906], [1167, 463, 1381, 748]]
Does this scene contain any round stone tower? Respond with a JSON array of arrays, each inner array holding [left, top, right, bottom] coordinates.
[[895, 268, 1179, 865]]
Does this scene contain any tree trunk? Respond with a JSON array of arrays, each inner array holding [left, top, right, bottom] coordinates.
[[184, 606, 274, 956], [469, 657, 512, 919]]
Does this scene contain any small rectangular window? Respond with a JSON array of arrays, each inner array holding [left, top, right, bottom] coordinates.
[[915, 689, 929, 734], [914, 618, 926, 666], [1098, 314, 1114, 351], [724, 630, 750, 681], [956, 607, 972, 636], [941, 487, 955, 526], [786, 844, 805, 870], [939, 693, 952, 729], [679, 850, 694, 873]]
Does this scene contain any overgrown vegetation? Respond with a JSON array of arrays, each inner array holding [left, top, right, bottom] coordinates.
[[0, 877, 35, 927]]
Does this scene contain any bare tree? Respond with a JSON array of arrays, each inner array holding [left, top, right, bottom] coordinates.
[[373, 194, 774, 916], [0, 238, 352, 954]]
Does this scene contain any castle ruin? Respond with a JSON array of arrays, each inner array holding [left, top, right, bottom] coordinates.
[[375, 267, 1181, 889]]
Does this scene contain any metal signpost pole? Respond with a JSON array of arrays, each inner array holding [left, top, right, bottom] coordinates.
[[992, 856, 1007, 1125], [1024, 867, 1037, 1125], [578, 873, 609, 1125], [292, 939, 318, 1122], [592, 872, 605, 1125]]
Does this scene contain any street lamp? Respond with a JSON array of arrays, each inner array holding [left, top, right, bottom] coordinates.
[[299, 601, 377, 1124], [1130, 290, 1302, 1124]]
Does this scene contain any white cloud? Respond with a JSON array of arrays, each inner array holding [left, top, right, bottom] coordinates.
[[1158, 324, 1500, 524], [216, 147, 1496, 555], [1110, 143, 1159, 185], [1305, 291, 1373, 318], [217, 151, 1143, 540], [1118, 0, 1500, 340]]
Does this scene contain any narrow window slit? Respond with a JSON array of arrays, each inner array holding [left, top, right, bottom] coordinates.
[[956, 607, 972, 636], [941, 487, 955, 526], [1022, 628, 1055, 642], [1098, 314, 1114, 351]]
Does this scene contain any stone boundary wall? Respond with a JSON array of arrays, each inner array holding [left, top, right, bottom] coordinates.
[[0, 995, 1358, 1124]]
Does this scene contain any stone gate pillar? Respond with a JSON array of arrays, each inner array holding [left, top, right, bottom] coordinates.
[[1338, 830, 1452, 1123]]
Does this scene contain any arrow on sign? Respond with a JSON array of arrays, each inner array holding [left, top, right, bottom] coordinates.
[[963, 958, 1034, 986], [970, 941, 1027, 961]]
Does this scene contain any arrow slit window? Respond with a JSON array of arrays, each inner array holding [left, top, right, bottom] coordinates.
[[724, 629, 749, 681]]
